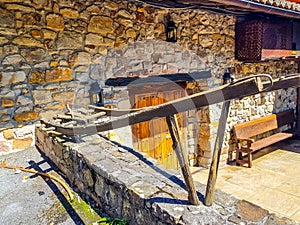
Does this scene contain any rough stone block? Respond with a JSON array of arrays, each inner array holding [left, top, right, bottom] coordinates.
[[46, 13, 64, 30], [32, 90, 52, 105], [236, 200, 269, 222], [12, 36, 43, 47], [0, 71, 26, 87], [14, 111, 37, 122], [45, 67, 72, 83], [29, 70, 45, 84], [199, 123, 210, 137], [5, 3, 34, 12], [197, 155, 211, 168], [126, 28, 137, 39], [60, 8, 79, 18], [35, 126, 46, 142], [198, 135, 210, 150], [88, 16, 113, 34], [12, 137, 33, 149], [1, 99, 15, 108], [85, 33, 103, 46], [82, 168, 94, 188], [41, 29, 56, 40], [107, 185, 123, 215], [69, 52, 91, 66], [20, 48, 48, 63], [16, 95, 33, 106], [2, 54, 25, 65], [57, 31, 83, 50], [3, 129, 14, 140], [95, 175, 106, 197], [103, 1, 118, 10], [0, 114, 10, 122], [52, 91, 75, 102], [0, 141, 10, 153], [53, 143, 64, 159], [0, 7, 15, 27], [15, 106, 34, 115]]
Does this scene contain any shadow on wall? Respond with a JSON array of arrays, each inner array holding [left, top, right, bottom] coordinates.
[[102, 135, 205, 204]]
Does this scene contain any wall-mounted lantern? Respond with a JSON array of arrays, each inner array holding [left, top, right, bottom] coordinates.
[[222, 69, 233, 84], [89, 82, 104, 106], [166, 20, 177, 42]]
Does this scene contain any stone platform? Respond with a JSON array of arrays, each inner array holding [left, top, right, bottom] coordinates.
[[35, 125, 298, 225], [192, 138, 300, 223]]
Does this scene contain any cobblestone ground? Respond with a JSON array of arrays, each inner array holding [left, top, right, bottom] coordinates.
[[0, 146, 102, 225]]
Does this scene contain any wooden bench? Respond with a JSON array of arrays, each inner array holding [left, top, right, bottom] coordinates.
[[233, 109, 295, 168]]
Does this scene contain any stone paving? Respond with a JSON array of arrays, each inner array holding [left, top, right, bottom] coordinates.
[[35, 126, 300, 225], [0, 146, 102, 225], [191, 138, 300, 223], [2, 126, 299, 224]]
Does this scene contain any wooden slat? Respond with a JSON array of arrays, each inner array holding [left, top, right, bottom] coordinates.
[[250, 132, 293, 151], [88, 105, 144, 117], [234, 109, 295, 139], [233, 114, 277, 139]]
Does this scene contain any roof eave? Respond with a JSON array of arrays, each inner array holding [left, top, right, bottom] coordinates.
[[176, 0, 300, 19]]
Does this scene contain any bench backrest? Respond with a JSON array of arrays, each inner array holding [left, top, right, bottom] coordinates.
[[233, 114, 277, 139], [233, 109, 295, 139], [276, 109, 295, 128]]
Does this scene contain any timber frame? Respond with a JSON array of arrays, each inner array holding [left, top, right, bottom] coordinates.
[[41, 74, 300, 206]]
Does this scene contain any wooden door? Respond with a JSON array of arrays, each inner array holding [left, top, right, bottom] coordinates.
[[131, 87, 186, 169]]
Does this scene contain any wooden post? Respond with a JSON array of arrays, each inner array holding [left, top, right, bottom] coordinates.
[[166, 115, 200, 205], [297, 87, 300, 135], [297, 64, 300, 135], [204, 101, 231, 206]]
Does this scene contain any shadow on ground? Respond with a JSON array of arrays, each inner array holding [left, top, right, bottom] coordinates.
[[0, 146, 105, 225]]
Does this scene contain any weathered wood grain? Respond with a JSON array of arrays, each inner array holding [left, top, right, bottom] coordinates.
[[166, 115, 200, 205], [42, 77, 262, 136]]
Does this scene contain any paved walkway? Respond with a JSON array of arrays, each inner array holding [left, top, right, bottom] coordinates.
[[191, 138, 300, 223], [0, 146, 102, 225]]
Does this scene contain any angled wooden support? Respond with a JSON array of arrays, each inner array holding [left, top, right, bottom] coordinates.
[[204, 101, 231, 206], [39, 74, 300, 207], [166, 115, 200, 205]]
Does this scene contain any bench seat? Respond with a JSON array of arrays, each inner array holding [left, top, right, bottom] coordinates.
[[250, 132, 293, 152]]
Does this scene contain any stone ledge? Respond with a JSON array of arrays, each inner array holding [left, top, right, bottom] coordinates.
[[35, 126, 299, 225]]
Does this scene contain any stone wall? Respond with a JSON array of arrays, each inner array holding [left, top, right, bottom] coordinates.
[[35, 125, 298, 225], [0, 0, 235, 129], [0, 0, 298, 167], [0, 0, 235, 165]]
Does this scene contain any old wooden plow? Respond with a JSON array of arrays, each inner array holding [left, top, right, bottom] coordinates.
[[41, 74, 300, 206]]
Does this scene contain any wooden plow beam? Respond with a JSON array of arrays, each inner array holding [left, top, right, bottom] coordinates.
[[42, 77, 263, 135], [41, 74, 300, 206]]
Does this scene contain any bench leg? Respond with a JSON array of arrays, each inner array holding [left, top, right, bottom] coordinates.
[[236, 149, 253, 168], [247, 152, 252, 168], [236, 150, 242, 166]]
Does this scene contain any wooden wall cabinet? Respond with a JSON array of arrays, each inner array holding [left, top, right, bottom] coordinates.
[[235, 19, 298, 61]]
